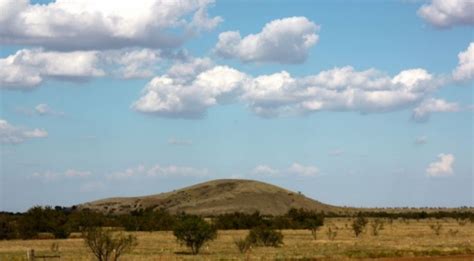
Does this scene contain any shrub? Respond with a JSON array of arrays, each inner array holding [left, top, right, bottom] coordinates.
[[370, 219, 384, 236], [173, 215, 217, 255], [234, 237, 252, 254], [326, 225, 337, 240], [83, 227, 137, 261], [246, 226, 283, 247], [429, 222, 442, 236], [352, 215, 368, 237], [0, 215, 16, 239]]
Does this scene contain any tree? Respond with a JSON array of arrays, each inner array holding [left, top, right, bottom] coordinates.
[[173, 215, 217, 255], [246, 226, 283, 247], [352, 215, 368, 237], [0, 214, 16, 239], [370, 219, 384, 236], [83, 227, 137, 261]]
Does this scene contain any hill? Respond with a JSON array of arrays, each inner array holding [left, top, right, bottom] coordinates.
[[79, 179, 342, 216]]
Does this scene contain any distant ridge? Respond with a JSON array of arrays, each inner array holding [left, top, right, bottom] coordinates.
[[79, 179, 342, 216]]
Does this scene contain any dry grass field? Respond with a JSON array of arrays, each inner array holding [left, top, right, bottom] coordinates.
[[0, 218, 473, 260]]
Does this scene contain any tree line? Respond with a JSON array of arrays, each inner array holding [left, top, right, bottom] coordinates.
[[0, 205, 472, 240]]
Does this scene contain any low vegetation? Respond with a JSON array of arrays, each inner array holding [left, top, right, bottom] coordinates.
[[172, 215, 217, 255], [83, 227, 137, 261], [0, 217, 473, 259], [246, 226, 284, 247], [0, 206, 473, 259], [352, 214, 368, 237]]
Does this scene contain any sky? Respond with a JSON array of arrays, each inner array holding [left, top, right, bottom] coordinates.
[[0, 0, 473, 212]]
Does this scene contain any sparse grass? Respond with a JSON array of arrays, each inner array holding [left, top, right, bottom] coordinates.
[[0, 218, 473, 260]]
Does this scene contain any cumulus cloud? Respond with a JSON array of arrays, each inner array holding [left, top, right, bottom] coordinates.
[[418, 0, 474, 28], [426, 153, 455, 177], [107, 164, 209, 180], [242, 66, 437, 117], [0, 119, 48, 144], [288, 163, 319, 177], [453, 42, 474, 82], [412, 98, 460, 122], [251, 165, 279, 176], [32, 169, 91, 182], [102, 48, 162, 79], [215, 17, 319, 64], [0, 0, 221, 51], [0, 49, 104, 90], [250, 163, 319, 178], [134, 62, 440, 118], [132, 61, 248, 118]]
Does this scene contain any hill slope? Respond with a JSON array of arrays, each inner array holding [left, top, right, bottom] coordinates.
[[79, 179, 341, 216]]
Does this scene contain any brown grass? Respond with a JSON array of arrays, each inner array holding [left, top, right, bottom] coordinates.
[[1, 218, 473, 260]]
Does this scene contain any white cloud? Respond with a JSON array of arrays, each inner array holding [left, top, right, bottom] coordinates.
[[251, 165, 280, 176], [0, 119, 48, 144], [215, 17, 319, 64], [107, 164, 209, 180], [418, 0, 474, 28], [35, 103, 64, 116], [147, 165, 209, 178], [0, 49, 104, 90], [134, 64, 440, 119], [132, 64, 248, 118], [288, 163, 319, 177], [32, 169, 91, 182], [244, 67, 436, 117], [103, 48, 162, 79], [412, 98, 460, 122], [250, 163, 319, 178], [167, 57, 214, 82], [426, 153, 455, 177], [453, 42, 474, 82], [0, 0, 221, 50]]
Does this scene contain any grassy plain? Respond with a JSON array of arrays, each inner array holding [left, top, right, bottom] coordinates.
[[0, 218, 473, 260]]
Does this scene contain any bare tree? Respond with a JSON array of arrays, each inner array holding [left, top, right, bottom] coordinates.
[[83, 227, 137, 261]]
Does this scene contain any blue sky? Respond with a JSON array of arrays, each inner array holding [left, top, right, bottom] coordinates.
[[0, 0, 473, 212]]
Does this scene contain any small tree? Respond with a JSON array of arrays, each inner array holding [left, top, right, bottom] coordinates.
[[83, 227, 137, 261], [234, 237, 252, 254], [370, 219, 384, 236], [246, 226, 283, 247], [173, 215, 217, 255], [352, 215, 368, 237]]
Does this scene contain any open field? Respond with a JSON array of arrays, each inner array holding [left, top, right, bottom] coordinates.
[[0, 218, 473, 260]]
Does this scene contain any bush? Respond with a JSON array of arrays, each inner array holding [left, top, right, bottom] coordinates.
[[246, 226, 283, 247], [370, 219, 384, 236], [352, 215, 368, 237], [173, 215, 217, 255], [326, 225, 337, 240], [429, 222, 442, 236], [234, 237, 252, 254], [83, 227, 137, 261], [0, 215, 16, 239]]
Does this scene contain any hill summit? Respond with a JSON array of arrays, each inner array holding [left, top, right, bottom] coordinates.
[[79, 179, 339, 216]]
